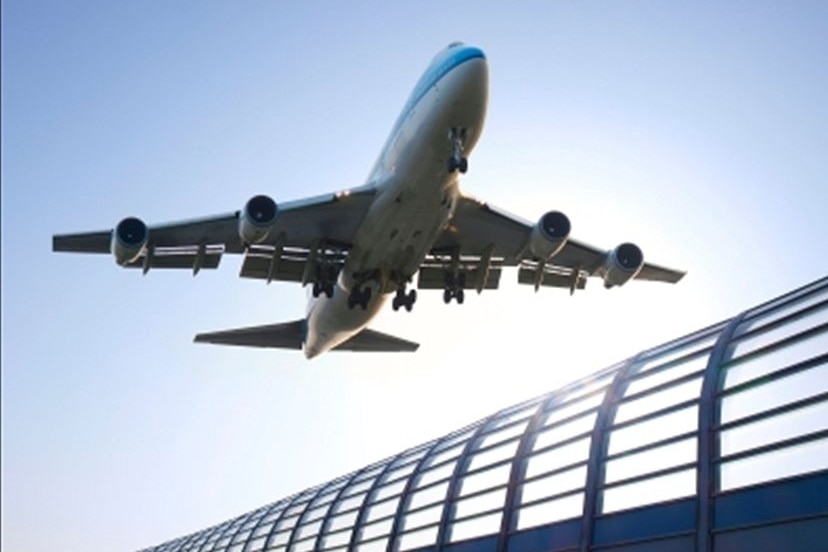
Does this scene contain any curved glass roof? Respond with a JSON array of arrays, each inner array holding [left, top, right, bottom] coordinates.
[[138, 276, 828, 552]]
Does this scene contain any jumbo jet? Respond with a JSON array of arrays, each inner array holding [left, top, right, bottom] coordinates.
[[53, 43, 685, 359]]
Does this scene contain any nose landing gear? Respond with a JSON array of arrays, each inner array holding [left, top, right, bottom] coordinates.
[[447, 127, 469, 174], [443, 272, 466, 304]]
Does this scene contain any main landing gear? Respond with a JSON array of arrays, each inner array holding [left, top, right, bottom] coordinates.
[[443, 272, 466, 304], [311, 263, 336, 299], [447, 127, 469, 174], [392, 285, 417, 312]]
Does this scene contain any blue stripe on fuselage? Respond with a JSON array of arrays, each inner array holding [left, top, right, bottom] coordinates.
[[388, 46, 486, 139]]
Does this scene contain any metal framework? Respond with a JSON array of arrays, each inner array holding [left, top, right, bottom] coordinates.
[[142, 276, 828, 552]]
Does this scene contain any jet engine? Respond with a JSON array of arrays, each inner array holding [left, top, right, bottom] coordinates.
[[603, 242, 644, 288], [111, 216, 148, 266], [239, 194, 278, 244], [529, 211, 571, 259]]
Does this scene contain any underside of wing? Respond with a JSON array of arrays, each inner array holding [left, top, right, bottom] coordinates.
[[52, 187, 377, 280], [427, 194, 685, 292]]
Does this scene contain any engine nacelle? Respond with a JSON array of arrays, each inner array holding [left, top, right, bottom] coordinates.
[[239, 194, 278, 244], [111, 216, 148, 266], [529, 211, 571, 259], [603, 242, 644, 288]]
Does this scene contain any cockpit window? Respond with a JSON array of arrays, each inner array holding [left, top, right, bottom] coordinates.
[[448, 41, 464, 49]]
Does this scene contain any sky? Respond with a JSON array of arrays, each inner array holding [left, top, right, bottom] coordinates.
[[2, 1, 827, 551]]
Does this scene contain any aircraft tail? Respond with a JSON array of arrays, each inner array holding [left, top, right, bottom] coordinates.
[[194, 320, 419, 353]]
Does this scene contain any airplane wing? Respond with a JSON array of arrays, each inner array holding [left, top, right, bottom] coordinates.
[[52, 187, 376, 281], [426, 194, 685, 292]]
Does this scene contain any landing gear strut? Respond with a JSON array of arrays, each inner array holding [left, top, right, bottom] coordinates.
[[443, 272, 466, 304], [447, 127, 469, 174], [311, 262, 336, 299]]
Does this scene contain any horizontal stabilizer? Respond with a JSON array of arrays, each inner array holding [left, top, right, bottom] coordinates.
[[334, 329, 419, 353], [194, 320, 305, 349], [194, 321, 418, 353]]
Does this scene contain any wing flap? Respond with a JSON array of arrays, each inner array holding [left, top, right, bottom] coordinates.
[[416, 265, 502, 290], [124, 248, 222, 271], [518, 265, 587, 291]]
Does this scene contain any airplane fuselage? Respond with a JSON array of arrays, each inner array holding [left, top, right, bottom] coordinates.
[[303, 45, 488, 358]]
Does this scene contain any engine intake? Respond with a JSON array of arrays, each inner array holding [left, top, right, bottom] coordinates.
[[603, 242, 644, 288], [112, 216, 148, 266], [239, 194, 278, 244], [529, 211, 571, 259]]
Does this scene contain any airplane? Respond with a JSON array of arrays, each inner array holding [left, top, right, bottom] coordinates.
[[53, 42, 685, 359]]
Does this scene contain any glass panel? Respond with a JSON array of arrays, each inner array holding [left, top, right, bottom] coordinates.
[[247, 535, 267, 552], [407, 481, 449, 510], [289, 538, 315, 552], [453, 487, 507, 519], [525, 437, 592, 479], [515, 493, 584, 530], [740, 289, 828, 336], [275, 515, 299, 533], [401, 503, 443, 531], [625, 354, 709, 396], [267, 530, 291, 548], [301, 504, 330, 523], [397, 525, 438, 551], [459, 463, 511, 496], [372, 478, 406, 503], [607, 405, 698, 455], [560, 373, 614, 403], [543, 393, 604, 427], [732, 306, 828, 360], [488, 402, 539, 428], [615, 377, 701, 424], [342, 479, 374, 497], [355, 538, 388, 552], [433, 429, 475, 452], [605, 438, 696, 484], [636, 333, 719, 374], [416, 462, 455, 488], [336, 494, 366, 514], [253, 523, 273, 538], [293, 519, 323, 542], [322, 529, 353, 548], [424, 443, 464, 469], [466, 440, 518, 472], [721, 361, 828, 424], [725, 329, 827, 389], [285, 502, 309, 518], [359, 517, 394, 542], [327, 509, 359, 533], [601, 468, 695, 513], [448, 511, 502, 542], [476, 420, 528, 449], [743, 281, 828, 321], [520, 465, 587, 504], [533, 412, 596, 451], [382, 462, 417, 484], [720, 437, 828, 490], [365, 497, 399, 522], [720, 401, 828, 457]]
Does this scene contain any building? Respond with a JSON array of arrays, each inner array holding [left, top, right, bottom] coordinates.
[[138, 276, 828, 552]]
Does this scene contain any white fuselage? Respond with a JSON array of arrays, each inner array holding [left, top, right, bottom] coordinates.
[[303, 45, 488, 358]]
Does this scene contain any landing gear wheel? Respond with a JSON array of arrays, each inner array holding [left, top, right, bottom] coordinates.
[[458, 157, 468, 174], [348, 286, 371, 310], [443, 289, 452, 304], [324, 283, 334, 298], [456, 288, 465, 304], [394, 286, 417, 312], [312, 282, 321, 298]]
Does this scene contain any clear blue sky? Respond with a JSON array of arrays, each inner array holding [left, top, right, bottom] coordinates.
[[2, 1, 827, 551]]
